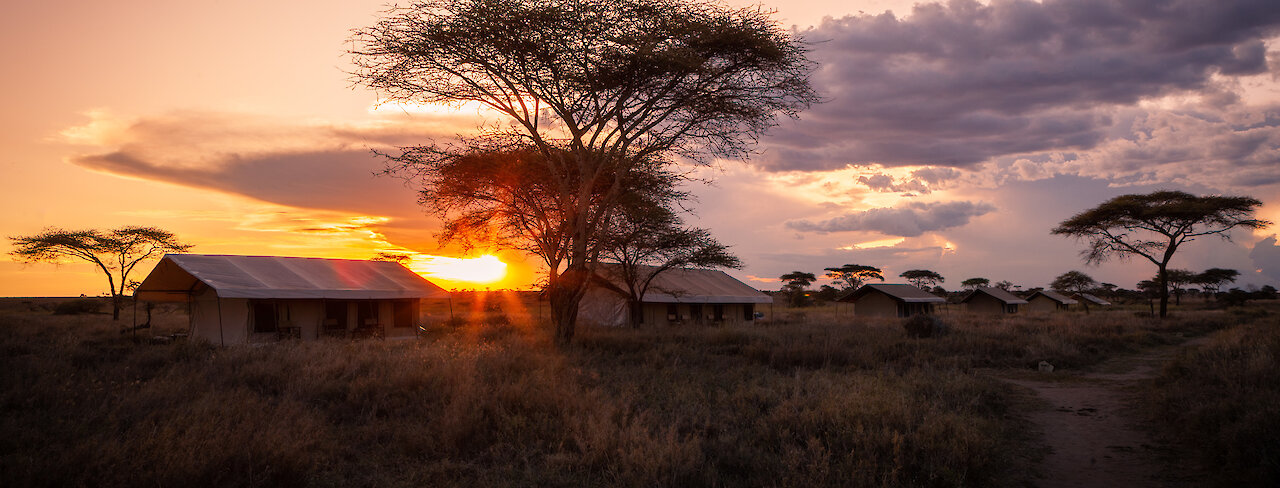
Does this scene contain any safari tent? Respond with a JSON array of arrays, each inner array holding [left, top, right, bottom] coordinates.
[[1075, 293, 1111, 307], [960, 286, 1028, 314], [839, 283, 946, 317], [577, 264, 773, 327], [134, 254, 450, 345], [1026, 290, 1078, 313]]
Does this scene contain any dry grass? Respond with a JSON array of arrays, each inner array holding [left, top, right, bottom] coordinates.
[[0, 297, 1260, 487]]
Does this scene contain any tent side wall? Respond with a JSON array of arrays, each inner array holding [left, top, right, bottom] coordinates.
[[1026, 295, 1065, 313], [853, 291, 899, 317], [191, 289, 249, 345], [966, 294, 1005, 315]]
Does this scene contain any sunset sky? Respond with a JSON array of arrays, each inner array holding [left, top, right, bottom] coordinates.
[[3, 0, 1280, 296]]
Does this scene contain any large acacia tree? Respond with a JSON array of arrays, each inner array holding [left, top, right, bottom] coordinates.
[[823, 264, 883, 291], [351, 0, 816, 344], [9, 227, 191, 320], [1052, 191, 1269, 318]]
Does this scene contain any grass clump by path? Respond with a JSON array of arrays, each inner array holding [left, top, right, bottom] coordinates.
[[1142, 306, 1280, 486]]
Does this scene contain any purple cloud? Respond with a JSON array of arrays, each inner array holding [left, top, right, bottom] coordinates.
[[785, 200, 995, 236]]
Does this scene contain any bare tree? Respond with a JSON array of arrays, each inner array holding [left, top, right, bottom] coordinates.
[[9, 227, 192, 320], [1053, 191, 1268, 318], [351, 0, 817, 344]]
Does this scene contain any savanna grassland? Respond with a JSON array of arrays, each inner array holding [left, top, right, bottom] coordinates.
[[2, 296, 1276, 487]]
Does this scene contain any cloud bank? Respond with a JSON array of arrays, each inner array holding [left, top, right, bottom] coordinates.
[[785, 200, 995, 236]]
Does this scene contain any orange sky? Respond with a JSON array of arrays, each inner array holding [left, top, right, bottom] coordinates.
[[3, 0, 1279, 297]]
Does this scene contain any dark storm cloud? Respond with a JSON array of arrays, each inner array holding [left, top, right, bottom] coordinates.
[[758, 0, 1280, 171], [785, 200, 995, 236], [1251, 236, 1280, 282]]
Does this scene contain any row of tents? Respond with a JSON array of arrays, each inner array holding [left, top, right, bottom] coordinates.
[[134, 254, 1105, 346]]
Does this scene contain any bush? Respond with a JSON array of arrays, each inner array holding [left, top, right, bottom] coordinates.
[[52, 298, 103, 315], [903, 314, 950, 338]]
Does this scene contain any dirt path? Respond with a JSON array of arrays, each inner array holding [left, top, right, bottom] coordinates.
[[1000, 337, 1211, 488]]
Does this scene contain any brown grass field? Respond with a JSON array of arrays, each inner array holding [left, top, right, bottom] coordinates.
[[1, 295, 1277, 487]]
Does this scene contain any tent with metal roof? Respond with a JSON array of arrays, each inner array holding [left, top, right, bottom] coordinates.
[[1026, 290, 1079, 313], [837, 283, 946, 317], [960, 286, 1028, 314], [578, 264, 772, 327], [135, 254, 449, 344]]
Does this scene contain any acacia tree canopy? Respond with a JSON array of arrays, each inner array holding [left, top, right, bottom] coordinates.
[[1052, 190, 1269, 318], [9, 227, 192, 320], [351, 0, 816, 344], [961, 277, 990, 289], [900, 269, 944, 289], [1192, 268, 1240, 295], [824, 264, 883, 291]]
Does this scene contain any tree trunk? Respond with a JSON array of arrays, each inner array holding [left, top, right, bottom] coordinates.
[[628, 300, 643, 329], [1157, 265, 1169, 319], [549, 266, 588, 345], [111, 294, 122, 321]]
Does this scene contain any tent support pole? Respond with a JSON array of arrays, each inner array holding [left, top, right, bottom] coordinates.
[[131, 296, 138, 339], [217, 294, 225, 347], [448, 296, 454, 320]]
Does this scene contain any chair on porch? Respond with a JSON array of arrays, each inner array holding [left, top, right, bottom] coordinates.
[[322, 318, 347, 338], [354, 318, 384, 339]]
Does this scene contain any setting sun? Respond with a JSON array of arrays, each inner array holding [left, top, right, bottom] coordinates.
[[410, 254, 508, 285]]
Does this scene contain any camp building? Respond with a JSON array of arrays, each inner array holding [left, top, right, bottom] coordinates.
[[1025, 290, 1078, 313], [577, 264, 773, 327], [960, 286, 1028, 314], [839, 283, 946, 317], [1075, 293, 1111, 307], [134, 254, 450, 345]]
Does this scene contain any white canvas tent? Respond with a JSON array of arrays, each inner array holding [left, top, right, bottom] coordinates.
[[135, 254, 450, 344], [578, 264, 773, 327]]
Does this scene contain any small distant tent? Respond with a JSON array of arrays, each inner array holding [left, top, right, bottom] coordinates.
[[577, 264, 773, 327], [134, 254, 450, 344], [838, 284, 946, 317], [1026, 290, 1078, 313], [960, 286, 1028, 314], [1075, 293, 1111, 307]]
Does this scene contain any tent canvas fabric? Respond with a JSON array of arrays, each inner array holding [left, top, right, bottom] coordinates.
[[135, 254, 449, 302], [960, 286, 1029, 305], [839, 284, 947, 304]]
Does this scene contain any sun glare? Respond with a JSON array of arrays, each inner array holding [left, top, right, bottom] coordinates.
[[412, 254, 508, 284]]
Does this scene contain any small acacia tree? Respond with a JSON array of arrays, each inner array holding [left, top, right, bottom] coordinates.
[[779, 271, 816, 307], [823, 264, 883, 291], [9, 227, 192, 320], [1050, 270, 1098, 313], [596, 196, 741, 328], [900, 269, 944, 290], [961, 277, 990, 289], [1052, 191, 1269, 318], [352, 0, 816, 344], [1192, 268, 1240, 299]]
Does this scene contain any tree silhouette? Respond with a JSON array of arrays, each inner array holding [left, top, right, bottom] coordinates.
[[823, 264, 883, 291], [899, 269, 944, 289], [9, 227, 191, 320], [351, 0, 816, 344], [961, 277, 989, 289], [779, 271, 817, 307], [1053, 191, 1268, 318]]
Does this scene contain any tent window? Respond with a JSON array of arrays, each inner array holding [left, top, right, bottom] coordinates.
[[357, 301, 378, 326], [744, 303, 754, 321], [712, 304, 725, 321], [325, 301, 348, 328], [251, 301, 277, 333], [690, 304, 703, 324], [393, 300, 416, 329]]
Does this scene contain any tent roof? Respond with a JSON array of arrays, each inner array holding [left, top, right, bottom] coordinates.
[[1029, 290, 1078, 305], [590, 264, 773, 304], [960, 286, 1029, 305], [840, 283, 946, 303], [1075, 293, 1111, 305], [134, 254, 450, 302]]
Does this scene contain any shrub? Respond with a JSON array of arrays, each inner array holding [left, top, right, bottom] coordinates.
[[903, 314, 950, 338], [52, 298, 103, 315]]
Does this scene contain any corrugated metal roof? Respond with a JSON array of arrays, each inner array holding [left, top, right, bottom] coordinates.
[[1030, 290, 1078, 305], [134, 254, 449, 301], [961, 286, 1029, 305], [591, 263, 773, 304], [841, 283, 946, 303], [1076, 293, 1111, 305]]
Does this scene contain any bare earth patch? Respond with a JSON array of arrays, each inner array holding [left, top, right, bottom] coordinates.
[[998, 336, 1212, 487]]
